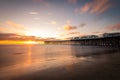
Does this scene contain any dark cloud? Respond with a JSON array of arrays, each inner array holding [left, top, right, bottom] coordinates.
[[0, 33, 39, 40], [80, 23, 86, 28], [92, 31, 101, 34], [0, 33, 20, 40]]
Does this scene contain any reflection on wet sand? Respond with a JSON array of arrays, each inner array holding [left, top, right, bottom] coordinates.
[[25, 45, 32, 65], [71, 46, 119, 57], [0, 45, 120, 80], [0, 45, 84, 80], [0, 45, 32, 79]]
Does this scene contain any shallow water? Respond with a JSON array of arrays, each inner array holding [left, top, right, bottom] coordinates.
[[0, 44, 120, 80]]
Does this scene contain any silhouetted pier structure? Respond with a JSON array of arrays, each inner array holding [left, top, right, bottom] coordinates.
[[71, 36, 120, 47], [44, 36, 120, 47]]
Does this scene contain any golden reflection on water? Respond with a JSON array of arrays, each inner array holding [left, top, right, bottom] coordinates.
[[0, 45, 89, 80], [26, 45, 32, 65]]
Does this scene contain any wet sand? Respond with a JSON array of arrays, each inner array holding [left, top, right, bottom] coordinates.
[[1, 52, 120, 80], [12, 53, 120, 80], [0, 45, 120, 80]]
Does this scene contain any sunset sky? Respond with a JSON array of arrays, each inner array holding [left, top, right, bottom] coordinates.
[[0, 0, 120, 39]]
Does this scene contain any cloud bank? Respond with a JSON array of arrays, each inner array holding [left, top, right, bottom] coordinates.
[[76, 0, 112, 14]]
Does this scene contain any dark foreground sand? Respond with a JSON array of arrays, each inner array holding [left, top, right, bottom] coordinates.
[[0, 45, 120, 80], [8, 52, 120, 80]]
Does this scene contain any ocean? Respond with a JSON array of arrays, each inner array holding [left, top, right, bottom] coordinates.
[[0, 44, 120, 80]]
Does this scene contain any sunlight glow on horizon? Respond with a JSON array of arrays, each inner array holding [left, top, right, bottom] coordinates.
[[0, 40, 44, 45], [24, 40, 41, 44]]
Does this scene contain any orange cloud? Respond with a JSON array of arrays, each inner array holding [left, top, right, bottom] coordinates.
[[0, 27, 13, 33], [79, 3, 91, 13], [78, 0, 112, 14], [63, 25, 77, 31], [68, 0, 77, 4], [0, 23, 16, 33], [106, 23, 120, 31], [90, 0, 111, 14], [6, 21, 26, 30]]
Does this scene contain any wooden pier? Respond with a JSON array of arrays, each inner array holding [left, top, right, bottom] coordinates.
[[44, 36, 120, 47]]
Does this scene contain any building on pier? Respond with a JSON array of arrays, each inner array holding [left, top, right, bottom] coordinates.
[[103, 32, 120, 37]]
